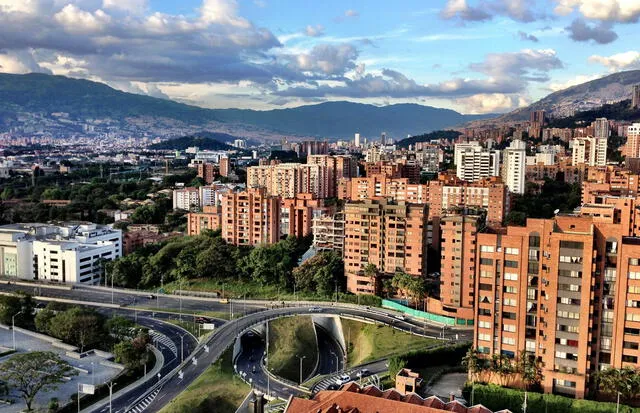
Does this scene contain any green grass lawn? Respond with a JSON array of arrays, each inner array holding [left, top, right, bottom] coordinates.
[[159, 347, 249, 413], [267, 316, 318, 383], [341, 318, 438, 366]]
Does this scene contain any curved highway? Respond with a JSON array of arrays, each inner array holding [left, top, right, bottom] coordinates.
[[0, 282, 471, 412]]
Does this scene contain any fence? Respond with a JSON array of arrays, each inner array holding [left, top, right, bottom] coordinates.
[[381, 299, 474, 326]]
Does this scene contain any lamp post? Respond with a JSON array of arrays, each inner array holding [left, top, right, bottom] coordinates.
[[180, 333, 188, 363], [330, 351, 339, 374], [12, 310, 22, 350], [616, 392, 621, 413], [107, 381, 117, 413], [296, 355, 306, 384], [111, 271, 114, 304]]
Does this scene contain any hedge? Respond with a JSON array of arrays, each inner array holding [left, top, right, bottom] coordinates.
[[462, 383, 640, 413]]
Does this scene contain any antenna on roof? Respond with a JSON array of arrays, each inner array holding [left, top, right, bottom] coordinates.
[[553, 209, 560, 215]]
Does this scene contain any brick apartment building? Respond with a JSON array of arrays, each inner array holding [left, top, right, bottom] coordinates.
[[247, 163, 330, 199], [197, 162, 218, 184], [221, 187, 280, 246], [307, 154, 357, 198], [344, 199, 428, 294], [280, 193, 334, 238], [187, 205, 222, 236], [472, 214, 640, 398]]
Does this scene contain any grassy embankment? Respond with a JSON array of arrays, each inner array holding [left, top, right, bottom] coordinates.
[[341, 318, 438, 366], [159, 348, 249, 413], [267, 316, 318, 383]]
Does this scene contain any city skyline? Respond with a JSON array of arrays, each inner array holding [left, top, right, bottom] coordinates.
[[0, 0, 638, 114]]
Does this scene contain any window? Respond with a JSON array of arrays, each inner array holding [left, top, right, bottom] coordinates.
[[505, 247, 519, 255], [529, 235, 540, 247], [559, 256, 583, 263], [559, 269, 582, 278], [623, 341, 639, 350], [559, 283, 581, 292], [480, 270, 493, 278], [503, 286, 517, 294], [626, 313, 640, 322], [479, 283, 492, 291], [629, 271, 640, 280], [560, 241, 584, 249], [481, 245, 495, 253], [558, 324, 579, 333], [526, 341, 536, 352], [503, 312, 516, 320], [503, 324, 516, 332], [478, 333, 491, 341], [557, 310, 580, 319], [504, 298, 517, 306], [629, 258, 640, 266], [627, 300, 640, 308], [478, 320, 491, 329], [480, 258, 493, 265], [628, 286, 640, 294], [556, 338, 579, 347], [622, 355, 638, 363], [504, 272, 518, 281], [554, 379, 576, 388], [502, 337, 516, 345], [558, 297, 581, 305], [505, 260, 518, 268]]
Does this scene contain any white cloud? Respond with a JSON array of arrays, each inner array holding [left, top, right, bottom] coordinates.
[[54, 4, 111, 34], [0, 0, 42, 14], [588, 51, 640, 71], [305, 24, 324, 37], [548, 74, 602, 91], [455, 93, 526, 114], [285, 43, 358, 76], [440, 0, 491, 21], [0, 50, 51, 74], [554, 0, 640, 23], [102, 0, 146, 15], [200, 0, 250, 28]]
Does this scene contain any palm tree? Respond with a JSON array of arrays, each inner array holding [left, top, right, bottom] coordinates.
[[516, 350, 543, 391], [462, 348, 482, 382], [363, 263, 379, 295], [597, 366, 640, 402]]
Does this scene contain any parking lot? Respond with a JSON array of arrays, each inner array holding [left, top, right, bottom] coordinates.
[[0, 327, 122, 412]]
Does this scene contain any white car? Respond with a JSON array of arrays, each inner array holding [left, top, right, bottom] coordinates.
[[308, 307, 323, 313], [335, 374, 352, 385]]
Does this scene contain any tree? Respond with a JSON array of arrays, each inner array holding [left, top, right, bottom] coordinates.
[[113, 330, 151, 370], [106, 316, 135, 343], [48, 307, 107, 352], [596, 366, 640, 402], [387, 356, 407, 379], [34, 309, 56, 334], [363, 264, 379, 295], [0, 351, 76, 411], [516, 350, 542, 391], [0, 293, 35, 328], [462, 348, 482, 382], [292, 251, 344, 296]]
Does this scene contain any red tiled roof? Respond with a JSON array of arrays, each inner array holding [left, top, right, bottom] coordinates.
[[284, 384, 512, 413]]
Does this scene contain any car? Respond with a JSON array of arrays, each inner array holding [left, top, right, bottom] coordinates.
[[394, 314, 406, 321], [356, 369, 370, 378], [195, 316, 212, 324], [219, 298, 229, 304], [146, 294, 155, 299], [335, 374, 352, 386], [308, 307, 323, 313]]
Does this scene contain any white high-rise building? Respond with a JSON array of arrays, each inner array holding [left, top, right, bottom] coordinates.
[[572, 136, 607, 166], [502, 139, 526, 194], [354, 133, 361, 147], [594, 118, 610, 139], [454, 142, 482, 167], [455, 143, 500, 182]]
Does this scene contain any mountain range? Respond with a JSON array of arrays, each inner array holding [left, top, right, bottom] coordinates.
[[0, 73, 491, 141], [1, 71, 639, 141], [470, 70, 640, 128]]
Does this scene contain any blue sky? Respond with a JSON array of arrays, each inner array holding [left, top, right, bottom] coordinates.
[[0, 0, 638, 113]]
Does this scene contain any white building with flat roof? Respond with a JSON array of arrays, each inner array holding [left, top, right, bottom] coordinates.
[[0, 223, 122, 284]]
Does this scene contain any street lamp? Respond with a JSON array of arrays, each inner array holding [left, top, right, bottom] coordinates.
[[180, 333, 188, 363], [616, 391, 621, 413], [330, 351, 339, 374], [296, 355, 306, 384], [107, 381, 117, 413], [12, 310, 22, 350]]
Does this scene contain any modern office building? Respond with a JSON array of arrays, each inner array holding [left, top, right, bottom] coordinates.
[[344, 199, 428, 295]]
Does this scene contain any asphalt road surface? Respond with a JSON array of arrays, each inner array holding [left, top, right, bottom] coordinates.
[[0, 282, 472, 413]]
